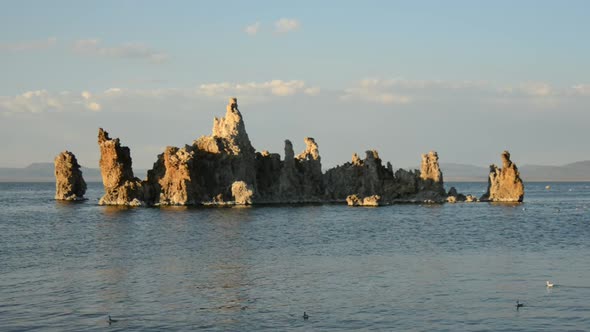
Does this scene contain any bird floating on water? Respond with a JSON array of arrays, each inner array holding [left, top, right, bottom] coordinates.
[[546, 281, 554, 288], [303, 312, 309, 320], [108, 315, 118, 325], [516, 300, 524, 309]]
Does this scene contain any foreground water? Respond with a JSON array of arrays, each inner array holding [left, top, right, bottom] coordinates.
[[1, 182, 590, 331]]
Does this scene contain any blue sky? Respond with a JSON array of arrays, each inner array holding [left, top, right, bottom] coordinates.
[[1, 1, 589, 171]]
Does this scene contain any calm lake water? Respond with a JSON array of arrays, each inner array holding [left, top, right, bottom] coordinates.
[[1, 182, 590, 331]]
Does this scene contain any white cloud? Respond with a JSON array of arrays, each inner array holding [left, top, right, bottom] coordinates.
[[244, 22, 261, 36], [73, 39, 168, 63], [0, 89, 104, 114], [0, 37, 56, 52], [275, 18, 300, 33], [304, 87, 321, 96], [572, 84, 590, 96], [104, 88, 123, 95], [0, 90, 64, 114], [198, 80, 309, 98], [500, 82, 553, 97], [341, 79, 412, 105], [2, 78, 581, 116], [86, 102, 101, 112]]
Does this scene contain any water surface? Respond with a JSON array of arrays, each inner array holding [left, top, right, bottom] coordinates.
[[1, 182, 590, 331]]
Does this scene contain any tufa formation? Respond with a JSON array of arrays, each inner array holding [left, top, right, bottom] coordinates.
[[54, 151, 87, 201], [480, 150, 525, 202], [98, 128, 145, 206], [91, 97, 524, 207]]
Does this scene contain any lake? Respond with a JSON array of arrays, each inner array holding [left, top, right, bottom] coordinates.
[[1, 182, 590, 331]]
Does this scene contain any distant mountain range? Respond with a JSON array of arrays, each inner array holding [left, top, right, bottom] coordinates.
[[0, 163, 147, 182], [1, 161, 589, 182]]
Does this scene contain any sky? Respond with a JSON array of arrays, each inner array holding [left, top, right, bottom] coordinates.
[[0, 0, 589, 171]]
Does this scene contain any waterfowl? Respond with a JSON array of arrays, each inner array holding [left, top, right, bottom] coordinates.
[[303, 312, 309, 320], [108, 315, 118, 324], [516, 300, 524, 308], [546, 281, 554, 288]]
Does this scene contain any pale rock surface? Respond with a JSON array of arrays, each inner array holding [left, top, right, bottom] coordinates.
[[480, 151, 525, 202], [346, 194, 381, 206], [231, 181, 254, 205], [193, 97, 257, 202], [146, 146, 197, 205], [419, 151, 446, 195], [98, 128, 145, 206], [54, 151, 86, 200]]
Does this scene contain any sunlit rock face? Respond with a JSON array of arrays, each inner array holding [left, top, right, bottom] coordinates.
[[145, 146, 198, 206], [480, 150, 525, 202], [419, 151, 446, 195], [346, 194, 381, 206], [192, 97, 258, 203], [97, 128, 145, 206], [54, 151, 86, 201]]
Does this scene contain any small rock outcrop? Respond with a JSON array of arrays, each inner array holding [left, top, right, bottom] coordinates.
[[346, 194, 381, 206], [446, 186, 467, 203], [98, 128, 145, 206], [231, 181, 254, 205], [54, 151, 86, 200], [480, 151, 524, 202]]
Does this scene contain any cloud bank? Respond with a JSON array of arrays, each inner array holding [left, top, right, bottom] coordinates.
[[0, 37, 57, 52], [73, 39, 168, 63]]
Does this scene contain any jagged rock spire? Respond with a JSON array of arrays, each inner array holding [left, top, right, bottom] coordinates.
[[481, 150, 524, 202]]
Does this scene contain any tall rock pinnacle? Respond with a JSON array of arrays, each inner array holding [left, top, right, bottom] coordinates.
[[480, 150, 524, 202]]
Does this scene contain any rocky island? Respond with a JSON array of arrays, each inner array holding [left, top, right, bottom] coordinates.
[[55, 97, 525, 206]]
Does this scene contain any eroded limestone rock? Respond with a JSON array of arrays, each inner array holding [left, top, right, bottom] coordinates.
[[346, 194, 381, 206], [480, 151, 524, 202], [325, 150, 446, 203], [231, 181, 254, 205], [193, 97, 257, 202], [419, 151, 445, 195], [146, 146, 198, 205], [91, 98, 458, 207], [54, 151, 86, 200], [98, 128, 145, 206]]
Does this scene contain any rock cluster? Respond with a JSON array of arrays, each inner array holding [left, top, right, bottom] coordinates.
[[54, 151, 86, 200], [91, 97, 524, 207], [324, 150, 447, 204], [346, 194, 381, 206], [480, 151, 525, 202]]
